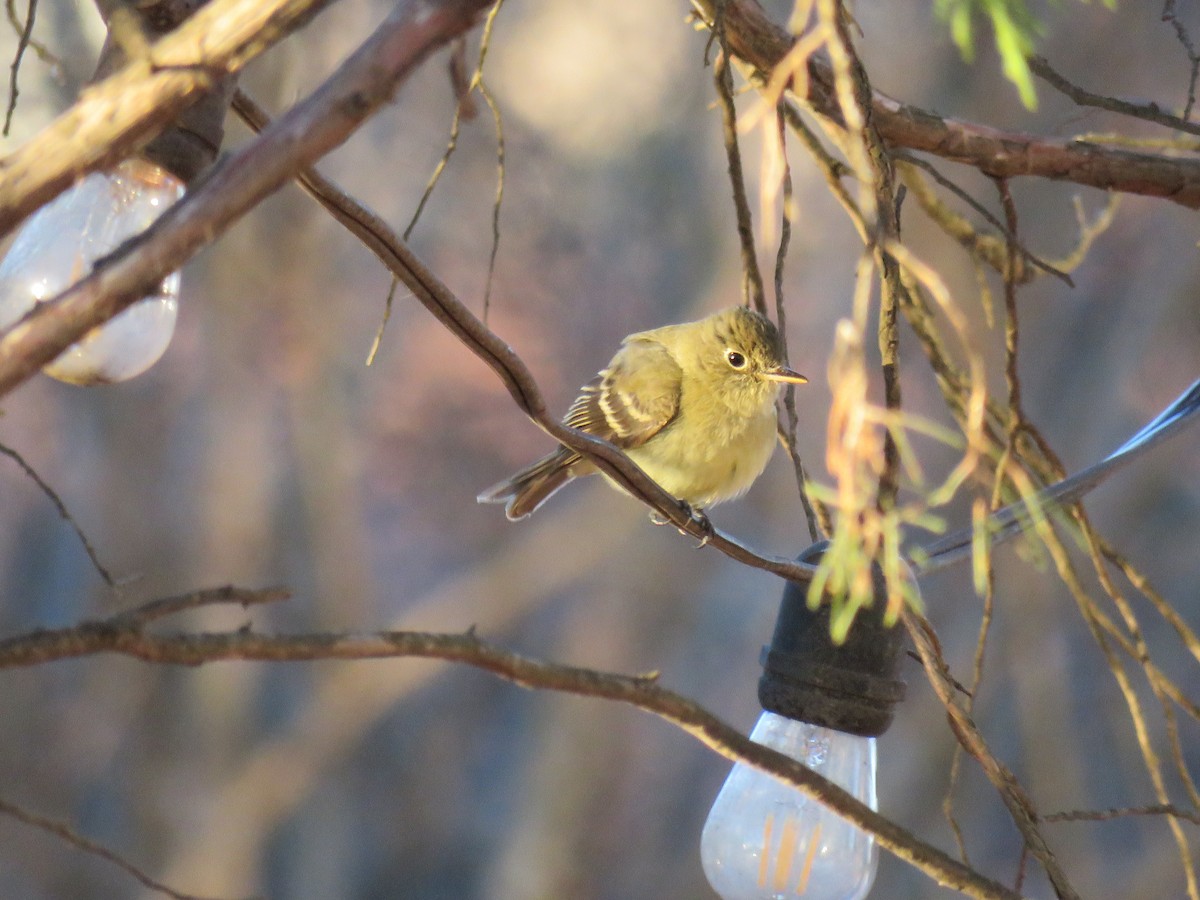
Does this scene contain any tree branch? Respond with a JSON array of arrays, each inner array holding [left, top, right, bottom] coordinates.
[[0, 603, 1021, 899], [0, 0, 496, 392], [0, 0, 339, 239], [691, 0, 1200, 208], [0, 795, 245, 900], [0, 439, 114, 585], [0, 1, 823, 586], [230, 88, 825, 583], [1029, 55, 1200, 138], [905, 608, 1079, 899]]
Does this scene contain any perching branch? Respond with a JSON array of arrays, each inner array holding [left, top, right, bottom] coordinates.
[[0, 0, 823, 585], [227, 89, 825, 584]]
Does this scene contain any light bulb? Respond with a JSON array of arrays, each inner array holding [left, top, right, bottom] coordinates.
[[701, 712, 878, 900], [0, 157, 184, 385]]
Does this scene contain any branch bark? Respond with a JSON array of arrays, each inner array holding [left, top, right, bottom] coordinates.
[[0, 0, 496, 393], [691, 0, 1200, 208], [0, 0, 339, 239], [0, 29, 825, 586], [0, 595, 1022, 900], [230, 89, 823, 582]]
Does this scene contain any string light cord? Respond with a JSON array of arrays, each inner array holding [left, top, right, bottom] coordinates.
[[914, 378, 1200, 574]]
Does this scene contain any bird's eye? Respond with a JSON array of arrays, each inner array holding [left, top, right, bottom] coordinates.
[[725, 349, 747, 369]]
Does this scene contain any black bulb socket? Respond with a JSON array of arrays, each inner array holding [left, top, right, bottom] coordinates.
[[758, 540, 907, 738], [92, 0, 235, 184]]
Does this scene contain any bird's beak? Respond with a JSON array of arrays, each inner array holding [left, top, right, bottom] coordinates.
[[762, 365, 808, 385]]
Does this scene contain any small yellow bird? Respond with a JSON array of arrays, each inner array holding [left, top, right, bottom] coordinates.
[[478, 305, 807, 521]]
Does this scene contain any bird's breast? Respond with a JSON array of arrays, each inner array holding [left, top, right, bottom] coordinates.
[[626, 403, 779, 507]]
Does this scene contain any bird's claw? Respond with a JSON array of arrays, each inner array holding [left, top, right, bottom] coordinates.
[[686, 505, 713, 547], [649, 503, 713, 547]]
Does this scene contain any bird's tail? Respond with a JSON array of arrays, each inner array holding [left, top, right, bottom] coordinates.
[[476, 448, 577, 521]]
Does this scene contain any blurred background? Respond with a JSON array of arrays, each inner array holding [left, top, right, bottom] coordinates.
[[0, 0, 1198, 897]]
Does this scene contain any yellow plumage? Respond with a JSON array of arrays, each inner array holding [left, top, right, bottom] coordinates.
[[478, 305, 807, 520]]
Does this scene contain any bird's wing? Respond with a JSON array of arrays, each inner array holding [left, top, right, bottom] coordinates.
[[562, 338, 682, 449]]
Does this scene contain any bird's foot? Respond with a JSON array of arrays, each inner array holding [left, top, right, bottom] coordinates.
[[686, 505, 713, 547], [649, 503, 713, 546]]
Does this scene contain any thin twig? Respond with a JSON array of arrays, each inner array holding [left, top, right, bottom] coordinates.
[[0, 440, 114, 586], [5, 0, 57, 67], [942, 499, 996, 866], [712, 6, 766, 313], [1045, 803, 1200, 825], [478, 75, 504, 323], [1030, 54, 1200, 136], [895, 153, 1073, 286], [365, 276, 400, 366], [108, 585, 291, 627], [402, 0, 504, 325], [473, 0, 505, 323], [0, 795, 254, 900], [226, 90, 823, 583], [769, 105, 822, 544], [3, 0, 36, 135], [994, 177, 1024, 424], [1161, 1, 1200, 121], [402, 0, 503, 239]]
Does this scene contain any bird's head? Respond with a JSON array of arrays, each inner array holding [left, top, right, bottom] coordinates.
[[701, 306, 807, 410]]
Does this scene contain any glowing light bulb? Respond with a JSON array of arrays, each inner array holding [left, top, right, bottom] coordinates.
[[0, 157, 184, 385], [701, 712, 878, 900]]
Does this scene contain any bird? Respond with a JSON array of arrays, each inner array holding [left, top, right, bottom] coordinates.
[[477, 305, 807, 521]]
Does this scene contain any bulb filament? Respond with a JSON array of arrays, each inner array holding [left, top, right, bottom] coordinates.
[[758, 813, 823, 895]]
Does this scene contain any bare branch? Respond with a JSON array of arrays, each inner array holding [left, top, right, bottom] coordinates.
[[4, 0, 58, 72], [1162, 0, 1200, 120], [0, 0, 498, 395], [1045, 803, 1200, 826], [0, 609, 1021, 899], [108, 585, 291, 626], [691, 0, 1200, 208], [711, 13, 766, 313], [227, 89, 824, 583], [1030, 55, 1200, 137], [3, 0, 37, 135], [0, 0, 340, 241], [0, 794, 253, 900], [770, 107, 824, 544], [0, 440, 114, 585]]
